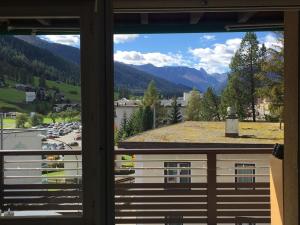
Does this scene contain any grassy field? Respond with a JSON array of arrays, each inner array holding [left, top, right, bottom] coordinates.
[[0, 87, 26, 112], [31, 77, 81, 102], [45, 80, 81, 102], [43, 117, 65, 124], [2, 118, 16, 128], [125, 121, 284, 144], [0, 77, 81, 113], [3, 117, 67, 128], [43, 170, 65, 177]]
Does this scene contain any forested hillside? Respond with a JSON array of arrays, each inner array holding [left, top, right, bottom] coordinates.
[[0, 36, 80, 85]]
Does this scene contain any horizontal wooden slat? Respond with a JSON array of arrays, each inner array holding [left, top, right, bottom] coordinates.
[[5, 204, 82, 211], [115, 182, 207, 189], [116, 189, 206, 196], [4, 190, 82, 197], [217, 203, 270, 209], [217, 196, 270, 202], [115, 196, 207, 203], [118, 142, 274, 149], [0, 216, 83, 225], [115, 147, 273, 155], [115, 218, 207, 224], [115, 203, 207, 210], [218, 211, 270, 216], [4, 184, 82, 190], [1, 150, 81, 156], [217, 217, 271, 223], [4, 197, 82, 204], [217, 182, 269, 188], [115, 210, 207, 217], [217, 189, 270, 195]]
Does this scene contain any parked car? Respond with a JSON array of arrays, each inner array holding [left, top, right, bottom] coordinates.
[[69, 141, 79, 147], [74, 134, 82, 140]]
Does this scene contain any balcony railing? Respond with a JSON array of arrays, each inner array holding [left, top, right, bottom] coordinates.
[[0, 150, 82, 214], [0, 144, 273, 225], [115, 144, 273, 224]]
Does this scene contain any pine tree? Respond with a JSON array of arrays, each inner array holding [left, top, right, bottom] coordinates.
[[142, 106, 153, 131], [258, 32, 284, 128], [39, 76, 46, 88], [185, 89, 202, 121], [143, 80, 158, 107], [127, 109, 143, 135], [220, 74, 248, 119], [221, 32, 266, 121], [200, 87, 221, 121], [168, 97, 182, 124], [117, 112, 128, 141]]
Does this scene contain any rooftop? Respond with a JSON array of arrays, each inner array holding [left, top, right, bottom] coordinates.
[[124, 121, 284, 144]]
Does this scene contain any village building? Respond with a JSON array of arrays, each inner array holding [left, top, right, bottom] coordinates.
[[3, 130, 43, 185], [114, 98, 141, 128]]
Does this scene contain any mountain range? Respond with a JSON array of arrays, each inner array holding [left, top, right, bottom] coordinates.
[[12, 35, 227, 95], [133, 64, 227, 93]]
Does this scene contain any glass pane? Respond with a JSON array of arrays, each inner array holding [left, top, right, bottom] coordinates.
[[0, 33, 82, 217]]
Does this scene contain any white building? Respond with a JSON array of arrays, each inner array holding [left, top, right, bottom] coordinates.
[[114, 98, 141, 129], [3, 130, 43, 185], [25, 92, 36, 103]]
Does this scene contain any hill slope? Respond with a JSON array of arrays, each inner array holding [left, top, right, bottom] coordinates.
[[16, 35, 80, 65], [0, 35, 80, 84]]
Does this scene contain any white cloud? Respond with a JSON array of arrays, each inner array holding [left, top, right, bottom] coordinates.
[[39, 34, 139, 47], [189, 38, 242, 73], [262, 34, 283, 49], [202, 34, 216, 40], [114, 50, 190, 67], [114, 34, 139, 44], [39, 35, 80, 48]]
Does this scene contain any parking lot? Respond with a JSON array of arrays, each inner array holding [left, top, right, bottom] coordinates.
[[42, 122, 82, 150]]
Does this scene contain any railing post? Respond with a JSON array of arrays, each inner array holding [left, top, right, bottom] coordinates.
[[207, 152, 217, 225]]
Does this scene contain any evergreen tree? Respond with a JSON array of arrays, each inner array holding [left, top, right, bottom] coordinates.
[[142, 106, 153, 131], [143, 80, 158, 107], [200, 87, 221, 121], [220, 74, 248, 119], [128, 107, 144, 134], [39, 76, 46, 88], [156, 104, 169, 126], [30, 113, 44, 126], [0, 74, 5, 86], [258, 32, 284, 127], [168, 97, 182, 124], [117, 112, 128, 141], [185, 89, 202, 121], [221, 32, 266, 121]]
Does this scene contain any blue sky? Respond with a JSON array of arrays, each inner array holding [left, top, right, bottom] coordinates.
[[40, 32, 279, 74]]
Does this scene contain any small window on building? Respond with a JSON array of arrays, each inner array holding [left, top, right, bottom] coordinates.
[[235, 163, 255, 185], [164, 162, 191, 184]]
